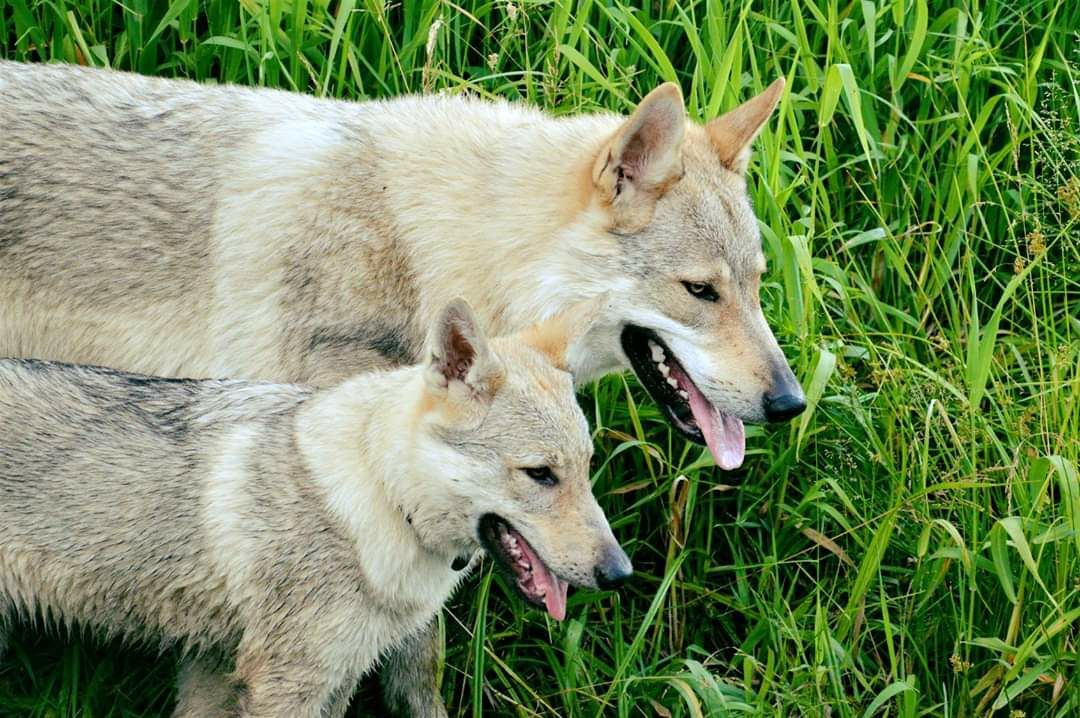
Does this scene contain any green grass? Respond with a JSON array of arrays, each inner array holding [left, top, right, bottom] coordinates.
[[1, 0, 1078, 716]]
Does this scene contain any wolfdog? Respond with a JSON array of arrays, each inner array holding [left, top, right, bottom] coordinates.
[[0, 299, 630, 717], [0, 60, 804, 714]]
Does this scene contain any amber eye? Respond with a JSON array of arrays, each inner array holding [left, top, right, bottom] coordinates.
[[523, 467, 558, 486], [682, 281, 719, 302]]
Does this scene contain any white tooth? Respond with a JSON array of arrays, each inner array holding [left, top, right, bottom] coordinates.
[[667, 377, 679, 389], [678, 390, 688, 400], [659, 363, 670, 377], [649, 342, 664, 362]]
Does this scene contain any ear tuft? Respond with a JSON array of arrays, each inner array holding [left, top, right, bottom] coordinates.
[[707, 76, 785, 173], [593, 83, 686, 231], [426, 299, 501, 397], [440, 313, 476, 383], [616, 84, 684, 182]]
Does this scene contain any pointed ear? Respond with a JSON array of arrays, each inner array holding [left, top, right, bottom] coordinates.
[[425, 299, 502, 398], [593, 83, 685, 231], [707, 77, 785, 174], [519, 293, 610, 371]]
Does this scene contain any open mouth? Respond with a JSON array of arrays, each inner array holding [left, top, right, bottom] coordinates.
[[620, 325, 746, 470], [479, 514, 569, 621]]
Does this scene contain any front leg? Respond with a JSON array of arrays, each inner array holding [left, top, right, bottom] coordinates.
[[232, 639, 358, 718], [174, 652, 237, 718], [235, 664, 341, 718], [380, 621, 448, 718]]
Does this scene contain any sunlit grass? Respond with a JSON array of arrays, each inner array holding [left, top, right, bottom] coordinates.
[[1, 0, 1077, 715]]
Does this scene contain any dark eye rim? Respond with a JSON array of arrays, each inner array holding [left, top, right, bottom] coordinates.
[[682, 281, 720, 302], [522, 466, 558, 486]]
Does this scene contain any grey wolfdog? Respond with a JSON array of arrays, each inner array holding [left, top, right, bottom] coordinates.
[[0, 299, 631, 717], [0, 60, 805, 715]]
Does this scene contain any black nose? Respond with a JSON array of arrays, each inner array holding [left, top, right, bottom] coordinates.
[[763, 391, 807, 422], [594, 547, 633, 589]]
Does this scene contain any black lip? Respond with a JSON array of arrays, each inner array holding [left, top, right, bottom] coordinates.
[[477, 514, 547, 609], [620, 325, 706, 445]]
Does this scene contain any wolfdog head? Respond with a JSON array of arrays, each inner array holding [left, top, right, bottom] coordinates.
[[565, 79, 806, 470], [412, 298, 631, 620]]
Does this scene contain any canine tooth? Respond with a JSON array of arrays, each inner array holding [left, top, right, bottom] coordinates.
[[666, 377, 679, 389], [649, 342, 664, 362]]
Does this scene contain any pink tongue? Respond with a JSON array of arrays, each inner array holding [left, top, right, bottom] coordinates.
[[513, 531, 569, 620], [541, 574, 569, 621], [675, 367, 746, 470]]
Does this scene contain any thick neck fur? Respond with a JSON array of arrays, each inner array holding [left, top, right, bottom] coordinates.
[[346, 99, 626, 334], [1, 66, 637, 387], [295, 367, 469, 606]]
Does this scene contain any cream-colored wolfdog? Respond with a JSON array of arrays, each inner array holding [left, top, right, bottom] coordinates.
[[0, 299, 630, 717], [0, 61, 805, 468], [0, 60, 804, 714]]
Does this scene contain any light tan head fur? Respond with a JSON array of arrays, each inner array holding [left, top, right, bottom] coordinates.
[[404, 298, 630, 597], [562, 79, 804, 443]]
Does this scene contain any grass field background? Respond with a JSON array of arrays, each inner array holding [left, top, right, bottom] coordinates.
[[1, 0, 1078, 716]]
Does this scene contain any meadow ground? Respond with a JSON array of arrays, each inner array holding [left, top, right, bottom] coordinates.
[[0, 1, 1078, 716]]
